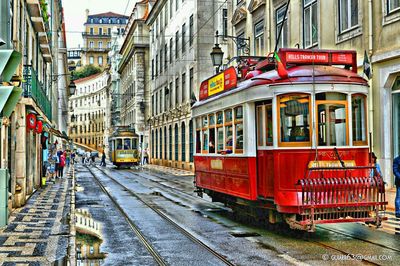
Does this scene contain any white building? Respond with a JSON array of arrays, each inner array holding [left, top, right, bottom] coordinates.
[[69, 72, 109, 151], [146, 0, 229, 170]]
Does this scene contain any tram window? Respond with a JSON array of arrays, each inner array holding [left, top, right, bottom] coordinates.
[[278, 94, 310, 145], [217, 127, 224, 152], [202, 116, 208, 153], [266, 104, 273, 146], [225, 125, 233, 151], [132, 138, 138, 149], [116, 139, 122, 150], [257, 106, 264, 146], [196, 117, 201, 153], [352, 94, 367, 145], [225, 109, 232, 123], [124, 138, 131, 150], [316, 92, 348, 146], [216, 112, 223, 124], [209, 114, 216, 153], [234, 106, 243, 153]]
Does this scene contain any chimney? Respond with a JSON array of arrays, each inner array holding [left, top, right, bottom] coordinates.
[[85, 9, 89, 21]]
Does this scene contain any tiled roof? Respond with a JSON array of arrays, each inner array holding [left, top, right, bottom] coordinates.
[[74, 73, 103, 84], [89, 12, 128, 18]]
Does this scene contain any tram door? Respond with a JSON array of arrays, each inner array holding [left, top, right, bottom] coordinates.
[[256, 101, 274, 198]]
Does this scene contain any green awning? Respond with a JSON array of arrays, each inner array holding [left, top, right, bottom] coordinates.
[[0, 50, 22, 82], [2, 86, 22, 118], [0, 86, 13, 114]]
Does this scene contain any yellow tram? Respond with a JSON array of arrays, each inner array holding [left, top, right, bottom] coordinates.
[[109, 127, 139, 168]]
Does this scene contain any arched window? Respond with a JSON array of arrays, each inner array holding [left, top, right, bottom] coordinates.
[[189, 120, 193, 162], [164, 126, 167, 160], [169, 125, 172, 160], [99, 19, 103, 24], [181, 122, 186, 162], [175, 124, 179, 161]]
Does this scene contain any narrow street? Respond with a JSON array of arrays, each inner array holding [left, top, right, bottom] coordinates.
[[73, 162, 400, 265]]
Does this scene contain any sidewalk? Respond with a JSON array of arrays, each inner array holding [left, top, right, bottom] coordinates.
[[0, 168, 72, 265], [142, 164, 194, 176]]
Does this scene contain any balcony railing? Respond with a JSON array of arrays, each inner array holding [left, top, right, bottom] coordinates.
[[23, 65, 52, 120]]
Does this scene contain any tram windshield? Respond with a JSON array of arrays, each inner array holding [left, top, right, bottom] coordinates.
[[132, 138, 138, 149], [124, 138, 131, 150], [116, 139, 122, 150]]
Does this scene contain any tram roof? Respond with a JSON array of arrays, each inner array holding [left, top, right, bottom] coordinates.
[[194, 64, 368, 107]]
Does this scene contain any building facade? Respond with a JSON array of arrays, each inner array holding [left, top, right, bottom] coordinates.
[[69, 72, 109, 152], [118, 0, 153, 151], [81, 10, 129, 67], [223, 0, 400, 207], [0, 0, 68, 215], [146, 0, 228, 170]]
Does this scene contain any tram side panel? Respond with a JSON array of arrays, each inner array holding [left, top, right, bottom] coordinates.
[[194, 156, 258, 200], [256, 150, 274, 198]]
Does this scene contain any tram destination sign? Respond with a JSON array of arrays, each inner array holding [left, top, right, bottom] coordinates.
[[199, 67, 237, 100], [285, 51, 329, 64]]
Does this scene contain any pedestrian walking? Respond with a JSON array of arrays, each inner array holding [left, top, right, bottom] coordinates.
[[393, 155, 400, 218], [58, 152, 66, 178], [54, 151, 60, 178], [100, 152, 106, 166], [143, 148, 149, 165], [71, 151, 76, 165], [66, 150, 71, 168], [371, 152, 383, 177]]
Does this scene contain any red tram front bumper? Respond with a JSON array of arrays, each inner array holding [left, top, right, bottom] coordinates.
[[291, 167, 387, 230]]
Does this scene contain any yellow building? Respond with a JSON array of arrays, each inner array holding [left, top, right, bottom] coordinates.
[[82, 10, 128, 67]]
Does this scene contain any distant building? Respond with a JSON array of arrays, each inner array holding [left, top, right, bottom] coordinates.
[[67, 48, 82, 71], [81, 10, 129, 67], [69, 72, 109, 151]]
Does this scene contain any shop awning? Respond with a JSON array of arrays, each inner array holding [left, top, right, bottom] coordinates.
[[0, 86, 23, 118], [49, 127, 69, 140]]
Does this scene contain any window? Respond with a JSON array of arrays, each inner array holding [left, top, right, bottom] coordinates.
[[98, 56, 103, 66], [108, 28, 111, 35], [99, 19, 103, 24], [189, 68, 194, 101], [182, 73, 186, 101], [152, 131, 155, 158], [156, 130, 159, 159], [175, 124, 179, 161], [90, 28, 94, 35], [169, 125, 172, 160], [169, 38, 173, 63], [151, 59, 154, 79], [89, 41, 94, 48], [189, 15, 194, 46], [278, 94, 311, 146], [155, 54, 158, 77], [388, 0, 400, 13], [165, 4, 168, 26], [175, 77, 179, 105], [225, 109, 233, 152], [99, 28, 103, 35], [164, 126, 167, 159], [175, 31, 179, 58], [164, 44, 168, 69], [316, 92, 348, 146], [160, 48, 163, 72], [254, 20, 264, 56], [98, 41, 103, 48], [203, 116, 212, 154], [182, 123, 186, 161], [216, 112, 224, 152], [176, 0, 179, 11], [257, 103, 273, 146], [237, 32, 245, 56], [189, 120, 194, 162], [276, 5, 288, 48], [352, 94, 367, 145], [222, 9, 228, 37], [304, 0, 318, 48], [202, 116, 209, 152], [234, 107, 243, 152], [160, 128, 163, 159], [339, 0, 358, 33], [124, 138, 131, 150], [151, 95, 154, 115], [107, 42, 112, 48], [170, 0, 173, 18], [89, 56, 94, 64], [182, 23, 186, 53]]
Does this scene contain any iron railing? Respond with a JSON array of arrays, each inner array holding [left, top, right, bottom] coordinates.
[[23, 65, 52, 120]]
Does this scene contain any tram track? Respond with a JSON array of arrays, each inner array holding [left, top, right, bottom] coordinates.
[[87, 165, 235, 266], [124, 167, 400, 264], [84, 166, 167, 266]]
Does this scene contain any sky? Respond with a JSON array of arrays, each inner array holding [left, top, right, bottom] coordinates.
[[63, 0, 136, 49]]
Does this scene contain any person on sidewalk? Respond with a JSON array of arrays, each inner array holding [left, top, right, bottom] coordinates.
[[143, 148, 149, 165], [100, 152, 106, 166], [394, 155, 400, 218], [54, 151, 60, 178], [58, 152, 66, 178], [66, 150, 71, 168]]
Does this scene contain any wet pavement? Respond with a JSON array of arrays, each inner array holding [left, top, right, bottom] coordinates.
[[72, 162, 400, 265], [0, 168, 71, 265]]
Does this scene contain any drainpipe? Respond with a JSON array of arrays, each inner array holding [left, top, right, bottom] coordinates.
[[368, 0, 374, 154]]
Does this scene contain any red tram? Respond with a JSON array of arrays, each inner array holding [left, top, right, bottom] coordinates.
[[192, 48, 387, 231]]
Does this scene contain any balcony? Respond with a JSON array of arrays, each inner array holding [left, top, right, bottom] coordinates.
[[23, 65, 52, 120], [81, 47, 111, 53]]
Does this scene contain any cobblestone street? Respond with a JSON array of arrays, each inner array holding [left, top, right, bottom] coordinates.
[[0, 169, 72, 265]]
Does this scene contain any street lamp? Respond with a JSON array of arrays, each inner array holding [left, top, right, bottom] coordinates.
[[69, 80, 76, 95], [210, 32, 224, 72]]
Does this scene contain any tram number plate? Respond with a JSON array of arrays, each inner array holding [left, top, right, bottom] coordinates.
[[308, 160, 356, 168], [210, 159, 223, 170]]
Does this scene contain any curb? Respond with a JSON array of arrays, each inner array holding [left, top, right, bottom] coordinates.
[[67, 165, 76, 266]]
